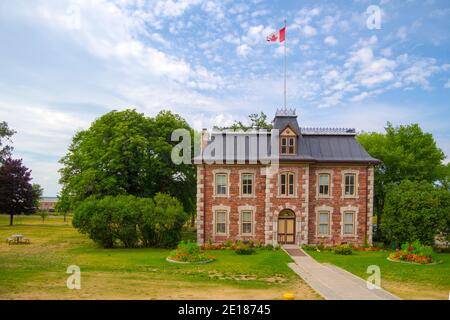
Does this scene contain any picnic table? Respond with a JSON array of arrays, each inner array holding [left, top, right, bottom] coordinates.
[[6, 234, 30, 245]]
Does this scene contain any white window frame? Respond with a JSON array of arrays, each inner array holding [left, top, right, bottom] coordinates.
[[213, 169, 230, 198], [315, 205, 333, 238], [316, 169, 333, 199], [279, 172, 295, 197], [318, 173, 330, 196], [212, 205, 230, 236], [343, 211, 355, 235], [241, 173, 254, 196], [241, 210, 253, 235], [341, 169, 359, 199], [340, 205, 359, 237], [317, 211, 330, 236], [238, 205, 256, 236]]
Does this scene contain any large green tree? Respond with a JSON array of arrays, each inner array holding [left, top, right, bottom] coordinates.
[[357, 123, 446, 239], [382, 180, 450, 245], [215, 112, 273, 131], [58, 109, 196, 216]]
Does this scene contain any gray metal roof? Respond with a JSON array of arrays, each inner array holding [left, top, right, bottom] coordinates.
[[198, 112, 380, 164]]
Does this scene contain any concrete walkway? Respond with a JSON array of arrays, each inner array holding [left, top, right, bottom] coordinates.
[[283, 245, 400, 300]]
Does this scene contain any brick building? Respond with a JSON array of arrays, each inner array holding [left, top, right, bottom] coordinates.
[[195, 109, 380, 246]]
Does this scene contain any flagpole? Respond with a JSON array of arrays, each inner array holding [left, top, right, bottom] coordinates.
[[284, 19, 287, 109]]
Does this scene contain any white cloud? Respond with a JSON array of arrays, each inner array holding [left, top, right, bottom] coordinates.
[[154, 0, 202, 17], [445, 80, 450, 89], [302, 25, 317, 37], [324, 36, 338, 46], [236, 43, 251, 57], [399, 58, 440, 89], [350, 92, 369, 102], [396, 26, 408, 40]]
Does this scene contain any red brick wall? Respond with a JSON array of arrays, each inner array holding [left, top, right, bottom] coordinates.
[[199, 163, 371, 246], [202, 165, 266, 244], [308, 165, 369, 246]]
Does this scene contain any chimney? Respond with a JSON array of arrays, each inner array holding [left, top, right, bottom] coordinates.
[[200, 128, 209, 153]]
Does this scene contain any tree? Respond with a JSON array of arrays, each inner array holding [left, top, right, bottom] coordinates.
[[55, 192, 71, 222], [58, 109, 196, 217], [357, 123, 446, 239], [435, 162, 450, 191], [0, 158, 36, 225], [382, 180, 450, 245], [0, 121, 15, 162], [216, 112, 273, 131], [38, 210, 49, 224], [32, 183, 43, 209]]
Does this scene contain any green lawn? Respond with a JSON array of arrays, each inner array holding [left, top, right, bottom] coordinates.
[[306, 249, 450, 300], [0, 215, 319, 300]]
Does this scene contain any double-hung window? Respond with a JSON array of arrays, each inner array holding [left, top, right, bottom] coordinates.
[[215, 174, 227, 196], [215, 211, 227, 234], [241, 211, 253, 234], [318, 211, 330, 235], [318, 174, 330, 196], [280, 172, 294, 196], [344, 174, 356, 196], [343, 211, 355, 235], [241, 173, 254, 196]]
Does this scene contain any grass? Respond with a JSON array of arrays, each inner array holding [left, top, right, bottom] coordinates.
[[306, 248, 450, 300], [0, 215, 319, 300]]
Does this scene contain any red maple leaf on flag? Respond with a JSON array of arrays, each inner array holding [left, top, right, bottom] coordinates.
[[266, 33, 278, 42]]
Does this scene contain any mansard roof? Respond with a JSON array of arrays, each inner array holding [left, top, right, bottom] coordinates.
[[199, 110, 380, 164]]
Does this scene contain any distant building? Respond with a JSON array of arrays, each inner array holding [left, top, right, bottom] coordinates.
[[39, 197, 58, 212]]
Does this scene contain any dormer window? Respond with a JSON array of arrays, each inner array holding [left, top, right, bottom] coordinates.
[[281, 137, 295, 154], [280, 127, 297, 155]]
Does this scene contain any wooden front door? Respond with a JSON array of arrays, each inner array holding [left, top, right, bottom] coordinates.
[[277, 211, 295, 244]]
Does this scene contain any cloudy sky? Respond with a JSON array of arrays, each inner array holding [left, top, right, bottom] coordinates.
[[1, 0, 449, 196]]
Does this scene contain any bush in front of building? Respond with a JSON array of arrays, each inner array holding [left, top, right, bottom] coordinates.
[[235, 244, 256, 255], [73, 193, 187, 248], [333, 244, 353, 255]]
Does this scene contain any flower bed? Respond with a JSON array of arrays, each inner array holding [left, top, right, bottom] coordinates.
[[167, 241, 215, 264], [388, 241, 436, 265], [388, 251, 433, 264], [201, 240, 280, 253]]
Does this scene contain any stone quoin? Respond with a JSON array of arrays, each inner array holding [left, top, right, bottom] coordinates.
[[195, 109, 380, 246]]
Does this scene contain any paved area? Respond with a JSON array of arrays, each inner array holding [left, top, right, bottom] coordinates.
[[283, 245, 400, 300]]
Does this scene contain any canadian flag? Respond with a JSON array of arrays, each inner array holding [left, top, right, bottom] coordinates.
[[266, 26, 285, 42]]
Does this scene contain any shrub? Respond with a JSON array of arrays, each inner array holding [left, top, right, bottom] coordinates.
[[235, 244, 256, 255], [373, 242, 385, 249], [73, 193, 187, 248], [317, 243, 325, 251], [382, 180, 450, 245], [334, 244, 352, 255], [264, 244, 274, 251], [168, 241, 214, 263], [139, 193, 187, 248], [224, 240, 233, 248]]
